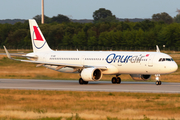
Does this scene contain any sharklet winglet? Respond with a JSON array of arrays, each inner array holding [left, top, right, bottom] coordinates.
[[156, 45, 160, 52], [3, 46, 12, 59]]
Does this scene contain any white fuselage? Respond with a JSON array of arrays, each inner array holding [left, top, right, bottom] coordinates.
[[28, 51, 178, 75]]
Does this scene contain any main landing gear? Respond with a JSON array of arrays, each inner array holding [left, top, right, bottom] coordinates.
[[79, 78, 88, 85], [155, 74, 161, 85], [111, 75, 121, 84]]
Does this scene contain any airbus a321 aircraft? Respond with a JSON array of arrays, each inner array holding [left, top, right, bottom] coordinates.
[[4, 19, 178, 85]]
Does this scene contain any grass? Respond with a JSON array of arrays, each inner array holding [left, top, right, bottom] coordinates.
[[0, 89, 180, 120]]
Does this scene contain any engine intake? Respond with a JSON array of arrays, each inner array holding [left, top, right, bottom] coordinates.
[[81, 68, 102, 81], [130, 74, 151, 81]]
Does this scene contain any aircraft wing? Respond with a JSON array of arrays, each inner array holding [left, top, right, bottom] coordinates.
[[3, 46, 107, 70], [19, 60, 107, 69], [20, 59, 84, 68]]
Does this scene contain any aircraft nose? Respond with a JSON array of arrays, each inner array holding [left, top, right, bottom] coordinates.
[[169, 62, 178, 73]]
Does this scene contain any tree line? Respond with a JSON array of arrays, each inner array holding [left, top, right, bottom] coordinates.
[[0, 8, 180, 50]]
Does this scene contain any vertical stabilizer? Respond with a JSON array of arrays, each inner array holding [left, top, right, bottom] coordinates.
[[29, 19, 52, 52]]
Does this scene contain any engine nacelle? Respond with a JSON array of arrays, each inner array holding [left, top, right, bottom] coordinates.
[[81, 68, 102, 81], [130, 74, 151, 81]]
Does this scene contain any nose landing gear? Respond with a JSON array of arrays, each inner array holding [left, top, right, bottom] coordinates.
[[155, 74, 161, 85]]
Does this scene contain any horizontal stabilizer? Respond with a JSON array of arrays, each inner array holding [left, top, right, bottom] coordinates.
[[10, 54, 38, 59], [3, 46, 38, 61]]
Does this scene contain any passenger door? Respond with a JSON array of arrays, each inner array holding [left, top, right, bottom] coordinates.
[[148, 54, 155, 67]]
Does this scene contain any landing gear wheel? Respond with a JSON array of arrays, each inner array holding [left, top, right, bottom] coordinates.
[[159, 81, 161, 85], [79, 78, 88, 84], [156, 81, 162, 85], [84, 81, 89, 84], [155, 74, 161, 85], [111, 77, 121, 84], [79, 78, 84, 84], [156, 81, 159, 85], [111, 77, 117, 84], [116, 77, 121, 84]]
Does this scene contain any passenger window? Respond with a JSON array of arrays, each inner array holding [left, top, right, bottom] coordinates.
[[171, 58, 174, 61], [162, 58, 165, 61]]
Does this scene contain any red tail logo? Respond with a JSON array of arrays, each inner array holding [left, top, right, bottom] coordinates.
[[33, 26, 43, 41], [146, 54, 149, 57]]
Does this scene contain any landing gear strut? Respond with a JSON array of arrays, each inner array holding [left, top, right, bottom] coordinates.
[[155, 74, 161, 85], [111, 75, 121, 84], [79, 78, 88, 85]]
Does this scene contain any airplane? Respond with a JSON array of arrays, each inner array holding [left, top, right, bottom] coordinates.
[[3, 19, 178, 85]]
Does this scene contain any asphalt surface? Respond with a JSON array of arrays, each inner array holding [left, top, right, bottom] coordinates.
[[0, 79, 180, 93]]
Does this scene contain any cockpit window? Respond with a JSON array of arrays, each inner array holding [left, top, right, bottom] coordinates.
[[166, 58, 171, 61], [159, 58, 162, 61], [159, 58, 174, 62]]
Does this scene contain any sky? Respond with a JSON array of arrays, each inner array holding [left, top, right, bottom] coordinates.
[[0, 0, 180, 20]]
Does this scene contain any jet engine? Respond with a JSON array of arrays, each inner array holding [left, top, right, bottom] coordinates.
[[130, 74, 151, 81], [81, 68, 102, 81]]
